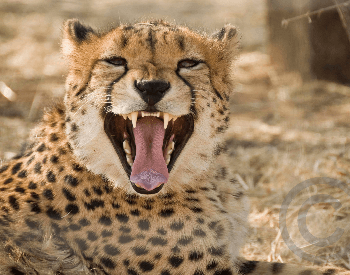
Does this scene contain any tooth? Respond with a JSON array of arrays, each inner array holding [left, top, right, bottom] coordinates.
[[173, 116, 177, 122], [141, 111, 145, 117], [166, 141, 174, 155], [136, 183, 141, 187], [166, 155, 171, 165], [163, 113, 169, 129], [126, 154, 133, 166], [156, 112, 160, 117], [122, 114, 127, 120], [131, 112, 138, 128], [123, 140, 131, 154]]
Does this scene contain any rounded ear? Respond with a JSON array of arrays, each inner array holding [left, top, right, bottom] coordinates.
[[61, 19, 95, 57], [212, 24, 240, 60]]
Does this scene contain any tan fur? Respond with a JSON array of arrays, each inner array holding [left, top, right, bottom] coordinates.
[[0, 20, 338, 275]]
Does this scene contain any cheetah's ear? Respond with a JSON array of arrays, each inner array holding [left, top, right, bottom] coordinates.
[[212, 24, 240, 55], [62, 19, 96, 56]]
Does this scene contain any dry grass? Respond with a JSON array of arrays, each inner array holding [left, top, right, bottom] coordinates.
[[1, 0, 350, 273]]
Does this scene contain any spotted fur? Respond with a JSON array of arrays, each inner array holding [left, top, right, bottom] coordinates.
[[0, 19, 338, 275]]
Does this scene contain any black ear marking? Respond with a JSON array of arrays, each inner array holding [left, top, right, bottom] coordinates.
[[64, 19, 95, 43], [212, 25, 238, 42]]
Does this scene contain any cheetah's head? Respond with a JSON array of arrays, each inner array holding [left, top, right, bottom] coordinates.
[[62, 19, 238, 195]]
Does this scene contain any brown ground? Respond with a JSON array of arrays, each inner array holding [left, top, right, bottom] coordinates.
[[1, 0, 350, 273]]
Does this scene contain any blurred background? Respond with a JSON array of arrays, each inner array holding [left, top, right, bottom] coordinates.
[[1, 0, 350, 271]]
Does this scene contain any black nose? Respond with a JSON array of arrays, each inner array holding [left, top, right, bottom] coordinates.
[[135, 80, 170, 106]]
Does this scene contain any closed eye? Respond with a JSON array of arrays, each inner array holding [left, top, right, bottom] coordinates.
[[177, 59, 202, 69], [105, 57, 127, 67]]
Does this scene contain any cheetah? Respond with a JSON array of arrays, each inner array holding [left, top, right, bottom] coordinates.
[[0, 19, 339, 275]]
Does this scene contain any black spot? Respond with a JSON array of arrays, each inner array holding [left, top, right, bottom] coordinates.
[[0, 165, 9, 173], [157, 228, 167, 235], [11, 163, 22, 175], [17, 170, 27, 178], [84, 199, 104, 211], [127, 269, 138, 275], [28, 181, 37, 189], [64, 175, 79, 187], [71, 123, 78, 132], [142, 203, 153, 210], [25, 219, 39, 229], [84, 189, 91, 197], [9, 196, 19, 211], [116, 213, 129, 223], [99, 215, 112, 226], [123, 259, 130, 266], [176, 35, 185, 51], [193, 270, 204, 275], [130, 209, 140, 216], [50, 155, 59, 164], [30, 192, 39, 200], [4, 178, 13, 185], [118, 235, 134, 244], [29, 202, 41, 213], [149, 236, 168, 246], [46, 171, 56, 183], [206, 260, 218, 270], [214, 269, 233, 275], [168, 256, 183, 268], [101, 230, 113, 238], [272, 262, 284, 274], [27, 156, 35, 165], [161, 271, 170, 275], [189, 251, 204, 261], [72, 163, 83, 172], [79, 218, 91, 226], [69, 224, 81, 231], [62, 188, 76, 201], [139, 261, 154, 272], [10, 267, 25, 275], [208, 246, 224, 256], [190, 207, 203, 213], [119, 226, 131, 233], [15, 186, 25, 194], [112, 202, 120, 209], [170, 221, 184, 231], [193, 228, 206, 237], [132, 246, 149, 255], [104, 244, 120, 256], [36, 143, 46, 152], [34, 162, 42, 174], [154, 253, 162, 259], [43, 189, 54, 200], [159, 208, 174, 217], [46, 207, 61, 220], [50, 133, 59, 142], [75, 238, 88, 251], [65, 204, 79, 214], [185, 189, 196, 194], [138, 219, 150, 230], [238, 261, 257, 275], [42, 156, 47, 164], [93, 186, 103, 196], [197, 218, 204, 224], [177, 236, 193, 246]]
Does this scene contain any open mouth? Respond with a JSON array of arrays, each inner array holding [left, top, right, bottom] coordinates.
[[104, 111, 194, 195]]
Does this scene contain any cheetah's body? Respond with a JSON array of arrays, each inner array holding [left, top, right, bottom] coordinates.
[[0, 20, 336, 275]]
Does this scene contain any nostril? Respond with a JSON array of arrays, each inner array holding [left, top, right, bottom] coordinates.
[[134, 80, 171, 105]]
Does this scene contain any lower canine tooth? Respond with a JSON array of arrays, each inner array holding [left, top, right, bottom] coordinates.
[[123, 140, 131, 154], [166, 155, 171, 165], [126, 154, 133, 166]]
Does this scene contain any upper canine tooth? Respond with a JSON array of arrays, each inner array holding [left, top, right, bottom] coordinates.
[[156, 112, 160, 117], [163, 113, 169, 129], [131, 112, 138, 128], [122, 114, 128, 120], [141, 111, 145, 117]]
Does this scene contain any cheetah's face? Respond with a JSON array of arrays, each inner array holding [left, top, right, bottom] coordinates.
[[62, 20, 238, 195]]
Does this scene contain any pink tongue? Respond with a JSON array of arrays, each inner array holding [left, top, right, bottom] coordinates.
[[130, 117, 169, 191]]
